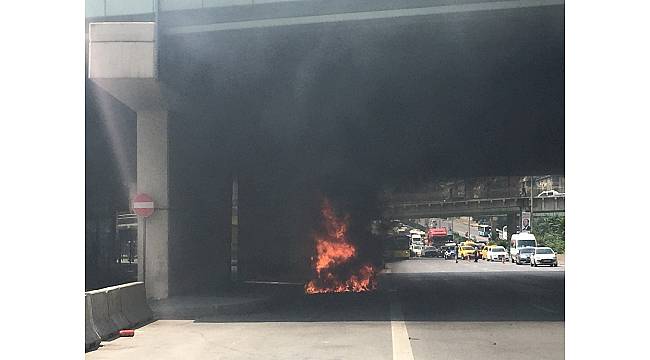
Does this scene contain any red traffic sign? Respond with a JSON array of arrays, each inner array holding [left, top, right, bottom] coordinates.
[[132, 193, 155, 218]]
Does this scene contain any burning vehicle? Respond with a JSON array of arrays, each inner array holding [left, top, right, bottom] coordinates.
[[304, 199, 377, 294]]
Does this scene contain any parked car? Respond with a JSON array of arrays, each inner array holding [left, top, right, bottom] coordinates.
[[536, 190, 564, 198], [514, 247, 535, 264], [530, 247, 558, 267], [486, 246, 507, 261]]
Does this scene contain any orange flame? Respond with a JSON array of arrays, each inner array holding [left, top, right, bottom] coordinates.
[[305, 199, 377, 294]]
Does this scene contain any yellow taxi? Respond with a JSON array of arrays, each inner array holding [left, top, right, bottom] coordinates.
[[481, 245, 496, 259], [458, 241, 477, 260]]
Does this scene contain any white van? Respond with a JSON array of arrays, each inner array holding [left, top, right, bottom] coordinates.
[[509, 233, 537, 262]]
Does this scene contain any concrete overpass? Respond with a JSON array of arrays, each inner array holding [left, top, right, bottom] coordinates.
[[86, 0, 564, 299], [382, 194, 564, 219]]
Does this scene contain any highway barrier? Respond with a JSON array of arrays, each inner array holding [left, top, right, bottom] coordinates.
[[86, 289, 118, 340], [85, 294, 101, 351], [119, 282, 153, 327], [85, 281, 154, 352], [106, 285, 130, 331]]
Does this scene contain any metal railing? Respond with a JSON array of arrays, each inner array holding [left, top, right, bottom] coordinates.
[[116, 212, 138, 230], [382, 175, 564, 204]]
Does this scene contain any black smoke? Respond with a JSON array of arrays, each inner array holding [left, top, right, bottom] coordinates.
[[153, 5, 564, 281]]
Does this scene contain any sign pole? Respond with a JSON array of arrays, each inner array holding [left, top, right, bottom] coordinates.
[[142, 217, 147, 283], [530, 176, 534, 231]]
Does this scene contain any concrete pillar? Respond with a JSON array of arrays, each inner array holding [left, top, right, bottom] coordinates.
[[89, 22, 174, 299], [506, 212, 520, 241], [136, 111, 169, 300]]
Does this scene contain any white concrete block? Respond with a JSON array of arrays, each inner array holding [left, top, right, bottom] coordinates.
[[89, 22, 155, 42], [89, 42, 155, 78], [85, 294, 101, 351], [119, 282, 154, 326], [86, 290, 118, 340]]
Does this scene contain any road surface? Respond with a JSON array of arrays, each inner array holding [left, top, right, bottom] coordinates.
[[87, 258, 564, 360], [444, 217, 490, 242]]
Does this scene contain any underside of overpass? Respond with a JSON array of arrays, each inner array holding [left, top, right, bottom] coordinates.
[[87, 0, 564, 298]]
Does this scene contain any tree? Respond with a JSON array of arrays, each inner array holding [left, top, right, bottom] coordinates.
[[533, 215, 565, 254]]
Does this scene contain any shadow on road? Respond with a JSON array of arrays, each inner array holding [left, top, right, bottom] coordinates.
[[190, 271, 564, 324]]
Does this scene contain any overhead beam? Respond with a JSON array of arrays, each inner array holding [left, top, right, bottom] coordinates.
[[166, 0, 564, 35]]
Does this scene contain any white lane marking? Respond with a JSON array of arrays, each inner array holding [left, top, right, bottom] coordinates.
[[390, 296, 415, 360]]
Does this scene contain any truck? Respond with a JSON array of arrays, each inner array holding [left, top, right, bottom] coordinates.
[[509, 232, 538, 263], [427, 227, 449, 256]]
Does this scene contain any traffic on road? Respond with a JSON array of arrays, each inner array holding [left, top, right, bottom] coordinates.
[[384, 218, 564, 270]]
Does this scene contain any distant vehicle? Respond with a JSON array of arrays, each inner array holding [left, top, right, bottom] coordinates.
[[442, 243, 457, 260], [514, 247, 535, 265], [383, 235, 410, 261], [458, 245, 476, 260], [536, 190, 564, 198], [530, 247, 558, 267], [486, 246, 507, 261], [478, 224, 492, 237], [422, 246, 439, 258], [410, 234, 423, 244], [480, 245, 495, 259], [509, 233, 537, 262], [428, 227, 449, 249], [410, 244, 424, 257]]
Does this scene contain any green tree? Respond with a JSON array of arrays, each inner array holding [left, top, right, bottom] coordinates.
[[533, 215, 565, 254]]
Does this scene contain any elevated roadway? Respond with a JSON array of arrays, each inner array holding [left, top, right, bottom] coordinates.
[[383, 195, 564, 219]]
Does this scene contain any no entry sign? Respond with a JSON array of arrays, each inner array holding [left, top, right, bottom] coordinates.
[[132, 193, 155, 218]]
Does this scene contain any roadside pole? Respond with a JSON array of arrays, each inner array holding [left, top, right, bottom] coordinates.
[[142, 218, 147, 282], [530, 176, 534, 231]]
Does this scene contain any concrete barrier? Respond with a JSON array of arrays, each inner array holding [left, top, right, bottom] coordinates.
[[86, 289, 118, 340], [85, 294, 101, 351], [119, 282, 153, 327], [106, 285, 130, 331]]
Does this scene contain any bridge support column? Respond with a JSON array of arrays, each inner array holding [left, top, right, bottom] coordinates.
[[506, 212, 520, 243], [136, 111, 169, 300], [89, 22, 173, 299]]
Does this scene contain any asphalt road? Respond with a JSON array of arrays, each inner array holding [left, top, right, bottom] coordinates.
[[87, 259, 564, 360], [448, 217, 490, 242]]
